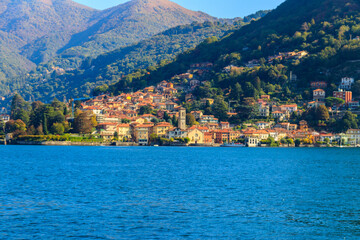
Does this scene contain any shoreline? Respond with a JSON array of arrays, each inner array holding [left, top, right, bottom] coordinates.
[[2, 140, 358, 148]]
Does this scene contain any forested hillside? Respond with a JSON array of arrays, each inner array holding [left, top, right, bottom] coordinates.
[[106, 0, 360, 98], [0, 0, 219, 100], [9, 11, 269, 103]]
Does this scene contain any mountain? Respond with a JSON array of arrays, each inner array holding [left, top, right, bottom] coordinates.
[[13, 19, 251, 102], [60, 0, 216, 59], [0, 0, 217, 98], [105, 0, 360, 95], [0, 0, 96, 89]]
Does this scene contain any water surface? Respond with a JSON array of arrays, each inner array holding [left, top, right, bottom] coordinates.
[[0, 146, 359, 239]]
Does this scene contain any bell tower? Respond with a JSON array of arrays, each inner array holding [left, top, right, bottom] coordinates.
[[178, 107, 186, 130]]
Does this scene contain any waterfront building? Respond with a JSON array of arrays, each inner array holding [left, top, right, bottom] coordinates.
[[187, 128, 204, 144], [345, 129, 360, 145]]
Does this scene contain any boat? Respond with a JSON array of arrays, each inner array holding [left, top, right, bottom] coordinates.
[[220, 143, 246, 147]]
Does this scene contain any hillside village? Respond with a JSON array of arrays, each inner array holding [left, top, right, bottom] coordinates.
[[77, 64, 360, 146], [2, 56, 360, 147]]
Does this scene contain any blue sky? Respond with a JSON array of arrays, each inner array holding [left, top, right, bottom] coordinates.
[[74, 0, 285, 18]]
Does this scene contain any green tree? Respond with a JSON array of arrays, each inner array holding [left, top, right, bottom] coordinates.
[[73, 111, 96, 134], [212, 96, 229, 121], [315, 105, 330, 121], [186, 113, 196, 127], [352, 80, 360, 97], [230, 83, 243, 101], [5, 119, 27, 134], [325, 97, 345, 107], [50, 123, 65, 135], [139, 105, 152, 115], [10, 94, 31, 125]]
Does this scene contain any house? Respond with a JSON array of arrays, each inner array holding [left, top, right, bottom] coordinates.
[[190, 111, 203, 120], [220, 122, 230, 129], [165, 102, 177, 111], [168, 128, 188, 139], [199, 115, 218, 124], [259, 105, 270, 117], [313, 89, 326, 101], [279, 104, 298, 113], [0, 114, 10, 123], [255, 121, 272, 129], [345, 129, 360, 145], [339, 77, 354, 90], [274, 122, 290, 130], [307, 101, 325, 108], [97, 122, 118, 139], [272, 111, 286, 121], [311, 81, 328, 89], [348, 101, 360, 109], [299, 120, 309, 131], [318, 132, 336, 143]]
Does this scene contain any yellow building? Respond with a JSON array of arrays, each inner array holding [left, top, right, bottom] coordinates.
[[187, 128, 204, 144], [117, 124, 132, 139], [153, 122, 172, 137]]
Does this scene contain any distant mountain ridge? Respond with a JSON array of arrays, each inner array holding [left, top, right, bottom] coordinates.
[[0, 0, 217, 94]]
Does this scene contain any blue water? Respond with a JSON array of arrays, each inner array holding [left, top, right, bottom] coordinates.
[[0, 146, 359, 239]]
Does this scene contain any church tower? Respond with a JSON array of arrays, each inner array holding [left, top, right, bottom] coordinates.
[[178, 107, 186, 130]]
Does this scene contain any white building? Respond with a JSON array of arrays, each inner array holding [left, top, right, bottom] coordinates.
[[339, 77, 354, 90]]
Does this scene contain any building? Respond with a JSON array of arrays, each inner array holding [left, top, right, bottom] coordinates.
[[255, 121, 272, 129], [345, 129, 360, 145], [299, 120, 308, 131], [187, 128, 204, 144], [348, 101, 360, 110], [117, 124, 132, 140], [0, 114, 10, 123], [133, 124, 153, 145], [313, 89, 326, 101], [220, 122, 230, 129], [272, 111, 286, 121], [168, 128, 188, 139], [311, 81, 328, 89], [153, 122, 172, 137], [190, 111, 203, 120], [279, 104, 298, 113], [97, 122, 118, 139], [246, 137, 259, 147], [333, 90, 352, 104], [178, 107, 186, 130], [259, 105, 270, 117], [199, 115, 218, 124], [339, 77, 354, 90], [307, 101, 325, 108]]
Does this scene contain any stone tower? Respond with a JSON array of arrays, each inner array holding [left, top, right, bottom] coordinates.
[[178, 107, 186, 130]]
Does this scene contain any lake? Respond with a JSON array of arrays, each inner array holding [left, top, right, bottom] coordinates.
[[0, 146, 359, 239]]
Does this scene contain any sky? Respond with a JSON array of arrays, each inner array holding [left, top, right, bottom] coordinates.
[[73, 0, 285, 18]]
